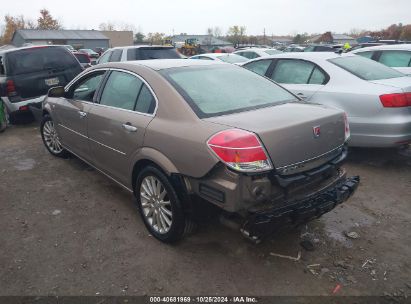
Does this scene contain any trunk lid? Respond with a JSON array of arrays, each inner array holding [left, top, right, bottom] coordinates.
[[369, 76, 411, 93], [204, 103, 346, 174]]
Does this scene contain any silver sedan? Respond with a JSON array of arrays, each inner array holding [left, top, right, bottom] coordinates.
[[243, 52, 411, 148]]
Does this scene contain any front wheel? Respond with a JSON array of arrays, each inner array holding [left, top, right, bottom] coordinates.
[[135, 166, 193, 243], [40, 115, 69, 158]]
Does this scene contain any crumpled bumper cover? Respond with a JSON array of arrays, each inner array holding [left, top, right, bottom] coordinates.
[[241, 175, 360, 240]]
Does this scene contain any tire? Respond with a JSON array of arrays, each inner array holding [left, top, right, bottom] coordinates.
[[40, 115, 69, 158], [135, 165, 193, 243]]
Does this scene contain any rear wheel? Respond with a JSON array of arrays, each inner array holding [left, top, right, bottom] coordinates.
[[41, 115, 69, 158], [135, 166, 192, 243]]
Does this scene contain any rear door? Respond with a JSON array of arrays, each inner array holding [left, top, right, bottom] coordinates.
[[268, 59, 328, 100], [53, 70, 107, 159], [6, 46, 82, 99], [87, 70, 156, 185]]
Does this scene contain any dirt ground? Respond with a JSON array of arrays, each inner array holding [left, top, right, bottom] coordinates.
[[0, 123, 410, 298]]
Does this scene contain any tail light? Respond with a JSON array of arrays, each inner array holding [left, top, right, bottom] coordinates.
[[6, 80, 17, 97], [380, 93, 411, 107], [207, 129, 272, 172], [343, 112, 350, 141]]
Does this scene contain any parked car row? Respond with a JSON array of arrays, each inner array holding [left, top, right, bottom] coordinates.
[[242, 52, 411, 147]]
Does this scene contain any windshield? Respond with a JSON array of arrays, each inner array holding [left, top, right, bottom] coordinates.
[[329, 56, 404, 80], [7, 47, 79, 75], [127, 47, 181, 60], [162, 65, 297, 118], [264, 49, 282, 55], [217, 54, 248, 63]]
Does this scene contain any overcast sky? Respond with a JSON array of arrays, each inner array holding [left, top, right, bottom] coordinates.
[[2, 0, 410, 36]]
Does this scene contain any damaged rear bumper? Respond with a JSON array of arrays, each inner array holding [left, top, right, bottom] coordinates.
[[241, 175, 360, 241]]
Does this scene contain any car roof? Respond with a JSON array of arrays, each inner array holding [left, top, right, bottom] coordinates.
[[0, 45, 65, 55], [101, 59, 226, 71], [352, 43, 411, 52], [110, 45, 174, 51], [258, 52, 355, 61], [192, 53, 236, 58]]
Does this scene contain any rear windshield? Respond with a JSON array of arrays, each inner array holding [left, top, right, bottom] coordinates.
[[74, 53, 90, 63], [127, 47, 181, 60], [6, 47, 80, 75], [162, 65, 297, 118], [329, 56, 404, 80], [217, 54, 248, 63]]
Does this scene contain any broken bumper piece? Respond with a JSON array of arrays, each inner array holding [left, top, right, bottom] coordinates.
[[241, 175, 360, 242]]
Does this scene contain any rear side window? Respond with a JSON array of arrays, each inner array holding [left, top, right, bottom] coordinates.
[[109, 49, 123, 62], [6, 47, 79, 75], [329, 56, 404, 80], [378, 51, 411, 67], [244, 59, 272, 76], [135, 85, 156, 114], [100, 71, 143, 111], [127, 47, 181, 60], [356, 51, 373, 59], [272, 59, 326, 84]]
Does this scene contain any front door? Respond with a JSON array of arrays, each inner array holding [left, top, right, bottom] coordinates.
[[54, 71, 106, 159], [87, 70, 156, 186]]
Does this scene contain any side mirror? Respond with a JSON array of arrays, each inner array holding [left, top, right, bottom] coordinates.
[[91, 60, 97, 66], [48, 86, 65, 98]]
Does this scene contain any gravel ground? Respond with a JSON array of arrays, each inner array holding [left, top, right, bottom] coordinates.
[[0, 123, 410, 298]]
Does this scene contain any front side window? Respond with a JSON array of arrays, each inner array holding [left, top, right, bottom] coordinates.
[[329, 56, 404, 80], [100, 71, 143, 111], [244, 59, 272, 76], [272, 59, 322, 84], [71, 72, 105, 102], [162, 65, 296, 118], [378, 50, 411, 67]]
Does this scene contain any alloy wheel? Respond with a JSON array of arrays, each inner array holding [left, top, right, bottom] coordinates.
[[140, 176, 173, 234], [42, 120, 63, 154]]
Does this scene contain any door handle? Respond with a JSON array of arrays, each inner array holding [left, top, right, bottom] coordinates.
[[122, 123, 137, 132], [78, 111, 87, 118]]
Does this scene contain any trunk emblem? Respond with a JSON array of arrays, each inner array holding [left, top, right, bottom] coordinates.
[[313, 126, 321, 138]]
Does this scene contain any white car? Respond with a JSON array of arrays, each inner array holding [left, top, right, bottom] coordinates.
[[233, 48, 282, 60], [97, 45, 182, 64], [243, 52, 411, 148], [189, 53, 249, 64], [352, 44, 411, 75]]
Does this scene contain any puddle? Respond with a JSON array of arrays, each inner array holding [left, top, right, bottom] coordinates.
[[14, 158, 36, 171], [315, 205, 376, 247]]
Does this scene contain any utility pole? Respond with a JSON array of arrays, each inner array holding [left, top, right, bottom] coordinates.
[[263, 28, 266, 46]]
